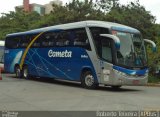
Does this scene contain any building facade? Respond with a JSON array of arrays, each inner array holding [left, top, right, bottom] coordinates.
[[45, 0, 62, 14], [16, 0, 62, 15]]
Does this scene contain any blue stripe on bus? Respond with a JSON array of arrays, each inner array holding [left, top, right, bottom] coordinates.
[[4, 47, 98, 83], [113, 65, 148, 75]]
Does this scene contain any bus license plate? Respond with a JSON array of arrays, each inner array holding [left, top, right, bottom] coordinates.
[[132, 80, 139, 85]]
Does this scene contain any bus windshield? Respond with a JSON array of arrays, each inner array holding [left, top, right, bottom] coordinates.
[[113, 31, 147, 68]]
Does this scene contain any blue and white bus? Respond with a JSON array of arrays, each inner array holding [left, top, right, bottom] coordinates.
[[4, 21, 156, 89]]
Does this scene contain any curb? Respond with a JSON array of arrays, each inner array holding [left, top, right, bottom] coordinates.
[[146, 83, 160, 87]]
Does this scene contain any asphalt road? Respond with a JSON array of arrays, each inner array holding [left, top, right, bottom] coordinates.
[[0, 73, 160, 111]]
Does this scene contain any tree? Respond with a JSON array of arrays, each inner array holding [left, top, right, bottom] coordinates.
[[0, 0, 157, 41], [0, 10, 41, 39], [106, 0, 156, 39]]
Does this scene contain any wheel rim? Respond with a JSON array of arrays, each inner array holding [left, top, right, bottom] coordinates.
[[23, 68, 28, 78], [85, 74, 94, 86], [16, 67, 20, 77]]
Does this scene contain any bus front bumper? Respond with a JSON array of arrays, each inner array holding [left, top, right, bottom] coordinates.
[[112, 73, 148, 86]]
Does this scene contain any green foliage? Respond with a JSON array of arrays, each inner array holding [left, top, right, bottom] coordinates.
[[0, 10, 41, 39], [106, 1, 156, 39], [0, 0, 156, 39], [148, 75, 160, 83]]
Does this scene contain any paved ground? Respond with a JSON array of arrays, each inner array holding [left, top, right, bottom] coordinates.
[[0, 73, 160, 111]]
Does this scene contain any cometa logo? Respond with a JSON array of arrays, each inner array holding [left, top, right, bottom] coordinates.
[[48, 50, 72, 58]]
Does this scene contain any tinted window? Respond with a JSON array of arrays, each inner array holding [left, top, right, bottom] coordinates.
[[89, 27, 109, 57], [41, 28, 91, 50], [101, 38, 112, 62], [70, 28, 91, 50], [41, 32, 57, 47], [55, 31, 70, 47], [5, 36, 21, 49], [5, 28, 91, 50], [32, 34, 41, 48], [89, 27, 113, 62], [20, 35, 33, 48]]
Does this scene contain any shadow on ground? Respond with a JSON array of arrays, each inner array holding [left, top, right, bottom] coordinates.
[[6, 73, 142, 92]]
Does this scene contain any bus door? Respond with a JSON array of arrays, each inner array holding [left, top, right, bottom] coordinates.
[[99, 37, 114, 84]]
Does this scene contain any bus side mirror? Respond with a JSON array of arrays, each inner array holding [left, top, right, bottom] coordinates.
[[100, 34, 120, 50], [144, 39, 156, 52]]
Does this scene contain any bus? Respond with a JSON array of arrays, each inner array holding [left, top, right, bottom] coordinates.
[[0, 40, 5, 72], [4, 20, 156, 89]]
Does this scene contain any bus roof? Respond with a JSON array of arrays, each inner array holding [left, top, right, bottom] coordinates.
[[6, 20, 140, 37]]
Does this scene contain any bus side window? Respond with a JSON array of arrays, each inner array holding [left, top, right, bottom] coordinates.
[[89, 27, 109, 57], [101, 38, 112, 62], [72, 28, 91, 50], [32, 34, 42, 48], [5, 36, 21, 49], [42, 32, 60, 47], [56, 31, 70, 47], [56, 36, 66, 46], [20, 35, 31, 48], [74, 35, 84, 46], [33, 42, 40, 47]]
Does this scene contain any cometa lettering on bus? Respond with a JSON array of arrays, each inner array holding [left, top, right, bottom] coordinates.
[[48, 50, 72, 58]]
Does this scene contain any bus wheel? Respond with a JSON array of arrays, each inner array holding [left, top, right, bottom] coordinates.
[[81, 71, 98, 89], [22, 66, 29, 79], [15, 66, 22, 78]]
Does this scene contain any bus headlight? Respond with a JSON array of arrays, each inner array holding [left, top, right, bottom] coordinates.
[[113, 69, 127, 76]]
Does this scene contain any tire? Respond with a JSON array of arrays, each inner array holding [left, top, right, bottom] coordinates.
[[22, 66, 29, 79], [81, 71, 98, 89], [15, 66, 22, 78]]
